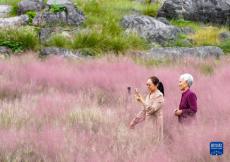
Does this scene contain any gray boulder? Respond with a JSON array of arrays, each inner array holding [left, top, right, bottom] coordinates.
[[180, 27, 195, 34], [121, 15, 181, 46], [141, 46, 224, 59], [40, 47, 84, 59], [0, 5, 12, 18], [33, 11, 67, 26], [39, 28, 54, 42], [18, 0, 45, 14], [39, 26, 78, 43], [158, 0, 230, 25], [219, 31, 230, 41], [157, 17, 170, 25], [0, 46, 12, 54], [0, 15, 29, 27], [33, 0, 84, 26], [64, 4, 85, 25], [47, 0, 73, 5], [0, 46, 12, 59]]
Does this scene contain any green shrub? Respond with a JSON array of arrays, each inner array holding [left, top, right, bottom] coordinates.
[[142, 2, 161, 17], [126, 34, 150, 50], [10, 5, 18, 16], [0, 0, 20, 5], [105, 36, 129, 54], [0, 0, 20, 15], [72, 31, 103, 50], [49, 4, 66, 13], [72, 29, 148, 56], [0, 40, 23, 52], [219, 39, 230, 53], [168, 34, 192, 47], [46, 34, 72, 48], [26, 11, 37, 24], [170, 19, 200, 30], [70, 0, 151, 55], [189, 26, 226, 46], [0, 26, 39, 52]]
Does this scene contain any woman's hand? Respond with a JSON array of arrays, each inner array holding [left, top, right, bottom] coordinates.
[[174, 109, 182, 116]]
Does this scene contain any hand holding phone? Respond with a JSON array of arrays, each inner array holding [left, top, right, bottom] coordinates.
[[135, 88, 142, 102], [135, 88, 140, 97]]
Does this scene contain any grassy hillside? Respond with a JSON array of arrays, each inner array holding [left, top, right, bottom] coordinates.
[[0, 0, 229, 55]]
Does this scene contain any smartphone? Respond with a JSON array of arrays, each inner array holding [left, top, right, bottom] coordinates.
[[127, 87, 131, 94]]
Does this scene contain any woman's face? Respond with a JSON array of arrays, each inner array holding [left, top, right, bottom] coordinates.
[[178, 79, 189, 91], [146, 79, 157, 92]]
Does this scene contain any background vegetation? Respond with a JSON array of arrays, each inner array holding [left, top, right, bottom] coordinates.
[[0, 0, 229, 55]]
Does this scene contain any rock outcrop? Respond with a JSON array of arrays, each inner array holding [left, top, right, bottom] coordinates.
[[121, 15, 181, 46], [18, 0, 45, 14], [0, 5, 12, 18], [0, 46, 12, 55], [47, 0, 73, 5], [40, 47, 84, 59], [157, 0, 230, 25], [141, 46, 224, 59], [32, 0, 85, 26], [219, 31, 230, 41], [0, 15, 29, 27], [0, 46, 12, 59]]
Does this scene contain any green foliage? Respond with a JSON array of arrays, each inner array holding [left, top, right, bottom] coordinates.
[[170, 19, 200, 30], [0, 0, 228, 55], [45, 28, 149, 56], [44, 0, 150, 56], [0, 27, 39, 52], [0, 40, 23, 52], [50, 4, 66, 13], [0, 0, 19, 15], [10, 5, 18, 16], [142, 2, 161, 17], [189, 27, 223, 46], [168, 34, 192, 47], [0, 0, 20, 5], [71, 30, 148, 56], [169, 26, 229, 54], [71, 31, 125, 55], [219, 39, 230, 53], [26, 11, 37, 24], [46, 34, 72, 48], [71, 0, 151, 55]]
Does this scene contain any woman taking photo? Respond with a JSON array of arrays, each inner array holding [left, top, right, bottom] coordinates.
[[129, 76, 165, 143]]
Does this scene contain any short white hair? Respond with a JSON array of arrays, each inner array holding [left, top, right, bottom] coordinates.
[[179, 73, 194, 87]]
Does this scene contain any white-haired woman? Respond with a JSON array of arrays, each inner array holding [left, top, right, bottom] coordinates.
[[174, 73, 197, 124]]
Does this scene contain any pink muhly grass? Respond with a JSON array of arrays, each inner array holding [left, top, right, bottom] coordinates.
[[0, 54, 229, 161]]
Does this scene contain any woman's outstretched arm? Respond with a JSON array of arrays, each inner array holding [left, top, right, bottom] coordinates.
[[142, 95, 164, 114]]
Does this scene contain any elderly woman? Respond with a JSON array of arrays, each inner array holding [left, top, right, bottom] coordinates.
[[129, 76, 165, 142], [174, 73, 197, 124]]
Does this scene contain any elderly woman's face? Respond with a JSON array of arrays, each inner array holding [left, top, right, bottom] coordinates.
[[146, 79, 157, 92], [179, 79, 189, 91]]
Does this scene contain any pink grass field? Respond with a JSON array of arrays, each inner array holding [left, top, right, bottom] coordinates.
[[0, 54, 229, 162]]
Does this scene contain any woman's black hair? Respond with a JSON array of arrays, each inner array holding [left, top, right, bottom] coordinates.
[[150, 76, 164, 96]]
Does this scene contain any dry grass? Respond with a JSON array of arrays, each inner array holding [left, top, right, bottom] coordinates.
[[189, 26, 228, 46]]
